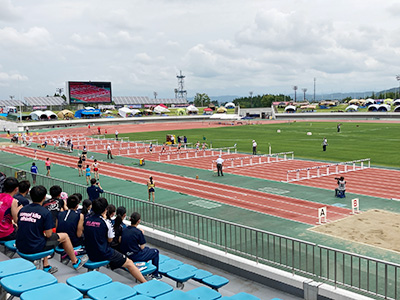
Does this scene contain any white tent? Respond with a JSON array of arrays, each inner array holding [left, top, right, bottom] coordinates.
[[345, 105, 359, 111], [153, 105, 170, 114], [393, 99, 400, 106], [225, 102, 235, 108], [29, 110, 47, 121], [394, 105, 400, 112], [84, 106, 95, 110], [368, 104, 390, 112], [368, 104, 379, 111], [186, 105, 199, 112], [118, 107, 140, 118], [365, 99, 375, 106], [284, 105, 296, 112], [44, 110, 57, 119]]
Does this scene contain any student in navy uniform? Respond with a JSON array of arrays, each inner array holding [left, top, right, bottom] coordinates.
[[57, 195, 84, 247], [43, 185, 67, 226], [84, 197, 146, 283], [14, 180, 31, 207], [120, 212, 161, 279], [110, 206, 126, 251], [87, 178, 104, 201], [16, 185, 88, 274]]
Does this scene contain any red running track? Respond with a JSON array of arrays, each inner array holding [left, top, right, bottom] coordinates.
[[1, 146, 351, 225]]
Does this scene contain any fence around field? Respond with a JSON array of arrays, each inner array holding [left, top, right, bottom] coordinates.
[[286, 158, 371, 183], [0, 161, 399, 299]]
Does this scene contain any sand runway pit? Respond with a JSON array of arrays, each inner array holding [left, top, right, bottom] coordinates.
[[311, 209, 400, 253]]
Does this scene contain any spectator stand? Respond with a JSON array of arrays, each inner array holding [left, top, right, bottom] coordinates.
[[286, 158, 371, 182], [210, 151, 294, 171]]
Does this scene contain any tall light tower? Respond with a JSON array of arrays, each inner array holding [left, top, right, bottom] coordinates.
[[249, 91, 253, 108], [396, 75, 400, 99], [56, 88, 64, 96], [313, 78, 316, 102], [153, 91, 157, 100], [302, 88, 307, 101], [176, 71, 187, 101], [293, 86, 298, 102]]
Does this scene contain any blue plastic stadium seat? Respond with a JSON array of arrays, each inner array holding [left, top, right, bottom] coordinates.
[[158, 259, 184, 275], [159, 254, 171, 264], [229, 292, 261, 300], [202, 274, 229, 290], [155, 290, 197, 300], [186, 286, 221, 300], [167, 264, 197, 288], [124, 295, 154, 300], [0, 269, 57, 297], [67, 271, 112, 294], [192, 269, 213, 282], [83, 259, 109, 271], [87, 282, 136, 300], [0, 258, 36, 279], [17, 249, 55, 269], [20, 283, 83, 300], [135, 261, 157, 276], [4, 240, 17, 257], [134, 280, 173, 298]]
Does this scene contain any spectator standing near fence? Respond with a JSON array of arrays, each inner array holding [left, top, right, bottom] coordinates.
[[216, 155, 224, 176], [45, 158, 51, 176], [322, 138, 328, 151], [31, 162, 38, 184], [0, 177, 20, 242], [87, 178, 104, 201], [120, 212, 161, 279], [252, 140, 257, 155]]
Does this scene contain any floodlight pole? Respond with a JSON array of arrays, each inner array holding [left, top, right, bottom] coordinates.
[[302, 88, 307, 101], [293, 86, 298, 102], [249, 91, 253, 108], [396, 75, 400, 99]]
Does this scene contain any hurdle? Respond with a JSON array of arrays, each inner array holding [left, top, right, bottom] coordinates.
[[286, 158, 371, 183], [210, 151, 294, 171]]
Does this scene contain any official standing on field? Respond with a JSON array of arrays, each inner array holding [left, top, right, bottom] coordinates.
[[252, 140, 257, 155], [216, 155, 224, 176]]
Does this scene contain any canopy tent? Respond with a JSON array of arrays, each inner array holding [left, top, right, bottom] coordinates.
[[158, 104, 168, 108], [300, 105, 316, 109], [208, 103, 216, 110], [57, 109, 74, 119], [29, 110, 47, 121], [368, 104, 390, 112], [186, 105, 199, 112], [394, 106, 400, 112], [365, 99, 375, 106], [284, 105, 296, 112], [345, 105, 359, 111], [153, 105, 170, 114], [84, 106, 95, 110], [348, 99, 360, 105], [203, 107, 213, 115], [44, 110, 58, 120], [118, 107, 140, 118], [176, 108, 186, 115], [225, 102, 235, 108], [203, 108, 213, 111], [384, 98, 393, 105], [216, 106, 227, 113], [74, 109, 101, 118]]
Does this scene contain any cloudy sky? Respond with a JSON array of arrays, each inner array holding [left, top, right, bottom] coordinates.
[[1, 0, 400, 100]]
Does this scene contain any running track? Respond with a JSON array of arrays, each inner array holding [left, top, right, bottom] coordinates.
[[1, 146, 351, 225]]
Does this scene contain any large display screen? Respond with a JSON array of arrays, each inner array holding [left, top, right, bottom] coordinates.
[[68, 81, 112, 104]]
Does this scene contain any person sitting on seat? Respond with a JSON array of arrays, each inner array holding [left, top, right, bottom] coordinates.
[[83, 197, 146, 283], [335, 176, 346, 197], [120, 212, 161, 279], [16, 185, 88, 274], [57, 195, 84, 248], [0, 177, 21, 242]]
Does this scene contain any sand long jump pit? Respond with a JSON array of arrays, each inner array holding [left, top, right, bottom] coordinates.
[[311, 209, 400, 253]]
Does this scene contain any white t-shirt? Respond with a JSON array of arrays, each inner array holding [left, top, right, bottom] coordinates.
[[253, 141, 257, 147], [216, 157, 224, 165]]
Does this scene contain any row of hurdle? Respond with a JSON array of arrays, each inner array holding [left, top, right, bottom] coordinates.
[[286, 158, 371, 183], [210, 151, 294, 171], [159, 146, 237, 162]]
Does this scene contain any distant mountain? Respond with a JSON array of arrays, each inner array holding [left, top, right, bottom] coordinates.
[[187, 95, 239, 105]]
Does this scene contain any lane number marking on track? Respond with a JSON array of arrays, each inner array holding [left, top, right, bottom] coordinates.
[[189, 200, 222, 209], [258, 187, 290, 195]]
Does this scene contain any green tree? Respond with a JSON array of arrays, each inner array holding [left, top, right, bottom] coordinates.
[[193, 93, 211, 107]]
